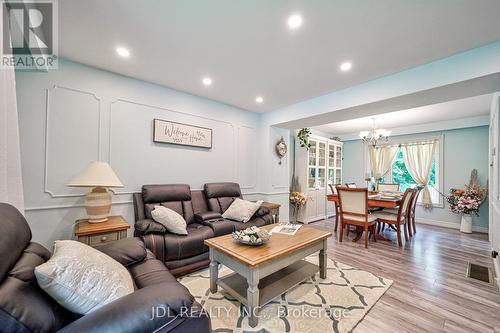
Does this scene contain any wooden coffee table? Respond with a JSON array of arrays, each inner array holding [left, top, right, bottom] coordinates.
[[204, 225, 331, 327]]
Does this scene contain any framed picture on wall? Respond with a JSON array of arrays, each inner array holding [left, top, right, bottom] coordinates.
[[153, 119, 213, 149]]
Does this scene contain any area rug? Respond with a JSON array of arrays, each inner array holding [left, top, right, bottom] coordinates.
[[178, 255, 392, 333]]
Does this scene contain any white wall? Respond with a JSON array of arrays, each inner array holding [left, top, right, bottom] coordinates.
[[16, 59, 266, 248]]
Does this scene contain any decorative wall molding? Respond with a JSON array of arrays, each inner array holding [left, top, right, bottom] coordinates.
[[416, 217, 488, 233], [25, 200, 133, 212], [24, 191, 289, 211], [41, 91, 259, 201], [44, 85, 102, 198], [237, 125, 257, 190], [108, 98, 240, 195]]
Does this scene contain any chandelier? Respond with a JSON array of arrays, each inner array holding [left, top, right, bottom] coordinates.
[[359, 118, 391, 147]]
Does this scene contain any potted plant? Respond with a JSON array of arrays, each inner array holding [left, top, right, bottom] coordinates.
[[445, 170, 487, 233], [297, 128, 311, 150]]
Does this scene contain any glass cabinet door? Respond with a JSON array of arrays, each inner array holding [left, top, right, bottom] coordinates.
[[308, 167, 316, 188], [318, 142, 326, 167], [335, 169, 342, 184], [328, 169, 334, 185], [328, 144, 335, 168], [308, 140, 317, 166], [318, 168, 325, 188], [335, 146, 342, 166]]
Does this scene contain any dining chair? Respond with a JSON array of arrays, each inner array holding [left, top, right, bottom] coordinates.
[[408, 186, 423, 235], [377, 183, 400, 192], [374, 188, 416, 246], [328, 184, 343, 232], [337, 187, 377, 248], [345, 183, 357, 188]]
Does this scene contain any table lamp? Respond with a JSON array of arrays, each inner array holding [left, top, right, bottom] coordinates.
[[67, 161, 124, 223]]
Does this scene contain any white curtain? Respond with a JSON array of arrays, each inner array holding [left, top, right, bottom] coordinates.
[[369, 145, 398, 181], [402, 142, 436, 208], [0, 24, 24, 212]]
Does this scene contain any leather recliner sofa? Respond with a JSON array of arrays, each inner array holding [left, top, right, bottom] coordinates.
[[133, 182, 274, 276], [0, 203, 211, 333]]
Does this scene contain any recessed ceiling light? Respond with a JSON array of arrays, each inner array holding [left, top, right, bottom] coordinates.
[[202, 77, 212, 86], [116, 47, 130, 58], [255, 96, 264, 103], [340, 62, 352, 72], [287, 14, 302, 30]]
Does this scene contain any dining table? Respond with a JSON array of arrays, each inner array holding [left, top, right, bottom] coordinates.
[[326, 192, 402, 208], [326, 192, 403, 242]]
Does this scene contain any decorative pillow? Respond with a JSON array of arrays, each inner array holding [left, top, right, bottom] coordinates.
[[151, 206, 188, 235], [222, 198, 263, 222], [34, 240, 134, 315]]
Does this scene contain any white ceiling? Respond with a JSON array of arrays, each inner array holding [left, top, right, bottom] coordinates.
[[59, 0, 500, 112], [312, 94, 492, 136]]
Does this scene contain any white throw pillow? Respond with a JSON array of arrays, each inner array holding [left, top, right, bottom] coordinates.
[[35, 240, 134, 315], [222, 198, 263, 222], [151, 206, 188, 235]]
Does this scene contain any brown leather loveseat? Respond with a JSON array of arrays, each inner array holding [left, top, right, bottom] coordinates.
[[133, 182, 274, 276], [0, 203, 211, 333]]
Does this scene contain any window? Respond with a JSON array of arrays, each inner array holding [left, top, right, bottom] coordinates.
[[376, 136, 443, 207], [391, 149, 436, 192]]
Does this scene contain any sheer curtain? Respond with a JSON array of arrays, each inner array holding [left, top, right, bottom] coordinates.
[[369, 145, 398, 181], [402, 142, 436, 208], [0, 25, 24, 212]]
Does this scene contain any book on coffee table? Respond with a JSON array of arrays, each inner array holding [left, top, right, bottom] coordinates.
[[271, 223, 301, 236]]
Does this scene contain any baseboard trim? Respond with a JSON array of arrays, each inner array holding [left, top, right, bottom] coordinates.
[[416, 218, 489, 234]]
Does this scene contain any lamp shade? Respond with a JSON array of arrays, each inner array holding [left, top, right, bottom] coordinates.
[[67, 161, 124, 188]]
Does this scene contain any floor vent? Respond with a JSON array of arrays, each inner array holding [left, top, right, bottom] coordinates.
[[466, 262, 492, 284]]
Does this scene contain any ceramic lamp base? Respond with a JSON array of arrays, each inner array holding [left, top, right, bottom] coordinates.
[[85, 186, 111, 223]]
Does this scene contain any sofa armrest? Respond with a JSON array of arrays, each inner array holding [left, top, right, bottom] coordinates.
[[57, 282, 197, 333], [254, 206, 270, 217], [194, 211, 222, 221], [94, 237, 147, 267], [134, 218, 167, 235]]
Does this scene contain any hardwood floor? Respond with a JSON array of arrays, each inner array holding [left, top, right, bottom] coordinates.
[[309, 219, 500, 333]]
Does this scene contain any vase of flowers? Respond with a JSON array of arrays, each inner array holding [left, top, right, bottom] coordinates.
[[289, 191, 307, 224], [445, 170, 487, 234]]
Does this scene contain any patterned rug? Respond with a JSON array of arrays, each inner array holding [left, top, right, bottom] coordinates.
[[178, 255, 392, 333]]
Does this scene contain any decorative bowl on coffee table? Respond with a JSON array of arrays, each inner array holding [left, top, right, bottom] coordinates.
[[231, 226, 271, 246]]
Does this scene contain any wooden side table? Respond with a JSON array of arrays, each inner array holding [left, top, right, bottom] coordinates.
[[75, 215, 130, 247], [261, 201, 281, 224]]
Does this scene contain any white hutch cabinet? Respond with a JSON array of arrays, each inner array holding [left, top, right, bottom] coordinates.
[[294, 134, 343, 224]]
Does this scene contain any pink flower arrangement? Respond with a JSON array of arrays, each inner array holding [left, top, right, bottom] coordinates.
[[447, 185, 486, 216], [290, 191, 307, 223]]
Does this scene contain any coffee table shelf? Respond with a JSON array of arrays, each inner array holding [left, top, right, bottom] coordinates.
[[217, 260, 319, 307]]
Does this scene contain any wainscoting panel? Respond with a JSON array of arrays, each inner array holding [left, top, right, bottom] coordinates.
[[45, 86, 101, 197], [109, 99, 239, 194], [237, 126, 257, 189]]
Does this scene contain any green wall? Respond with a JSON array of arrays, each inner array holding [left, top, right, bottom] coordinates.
[[342, 126, 489, 229]]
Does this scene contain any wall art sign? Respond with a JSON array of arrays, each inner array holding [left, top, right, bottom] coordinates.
[[153, 119, 213, 149]]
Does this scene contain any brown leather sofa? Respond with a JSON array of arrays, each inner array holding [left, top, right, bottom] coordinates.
[[133, 182, 274, 276], [0, 203, 211, 333]]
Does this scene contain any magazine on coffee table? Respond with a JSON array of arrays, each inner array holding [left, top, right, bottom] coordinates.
[[271, 223, 302, 236]]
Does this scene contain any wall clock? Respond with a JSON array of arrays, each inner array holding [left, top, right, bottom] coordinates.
[[275, 136, 287, 165]]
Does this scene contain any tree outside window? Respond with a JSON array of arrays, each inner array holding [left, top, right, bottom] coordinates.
[[391, 149, 436, 191]]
